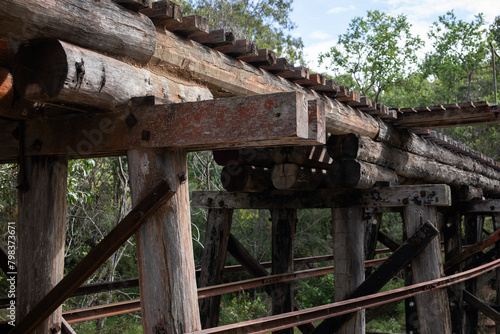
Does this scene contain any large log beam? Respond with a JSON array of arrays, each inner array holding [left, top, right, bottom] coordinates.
[[13, 40, 212, 111], [0, 0, 156, 64], [328, 134, 500, 196], [0, 92, 322, 163]]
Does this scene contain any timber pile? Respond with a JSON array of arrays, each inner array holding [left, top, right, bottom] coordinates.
[[0, 0, 499, 185]]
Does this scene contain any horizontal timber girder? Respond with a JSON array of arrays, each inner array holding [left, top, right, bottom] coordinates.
[[0, 92, 325, 163], [191, 184, 452, 209], [185, 258, 500, 334]]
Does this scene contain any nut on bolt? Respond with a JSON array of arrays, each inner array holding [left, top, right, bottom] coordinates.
[[178, 171, 187, 184], [141, 130, 151, 141]]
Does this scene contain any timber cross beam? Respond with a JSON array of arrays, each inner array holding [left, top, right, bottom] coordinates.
[[0, 92, 326, 163], [191, 184, 452, 209]]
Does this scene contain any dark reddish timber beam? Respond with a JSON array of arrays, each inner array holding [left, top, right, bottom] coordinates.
[[0, 92, 325, 163], [113, 0, 151, 11], [9, 181, 174, 334], [184, 258, 500, 334], [463, 290, 500, 323]]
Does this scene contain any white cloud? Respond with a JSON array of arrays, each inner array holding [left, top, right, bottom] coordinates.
[[309, 30, 332, 40], [302, 39, 337, 74], [327, 5, 356, 14]]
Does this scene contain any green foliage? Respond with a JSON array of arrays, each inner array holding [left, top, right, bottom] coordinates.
[[179, 0, 304, 63], [319, 10, 424, 103], [219, 292, 270, 325], [296, 274, 335, 309], [490, 15, 500, 47], [366, 279, 405, 332], [423, 11, 489, 102]]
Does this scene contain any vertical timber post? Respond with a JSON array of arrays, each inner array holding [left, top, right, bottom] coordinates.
[[17, 156, 67, 333], [493, 213, 500, 334], [464, 214, 484, 333], [402, 218, 419, 334], [199, 208, 234, 329], [403, 205, 452, 334], [443, 211, 463, 334], [363, 210, 382, 277], [271, 209, 297, 334], [128, 149, 201, 333], [332, 206, 365, 334]]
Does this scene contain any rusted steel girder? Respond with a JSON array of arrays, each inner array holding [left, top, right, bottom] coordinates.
[[185, 258, 500, 334]]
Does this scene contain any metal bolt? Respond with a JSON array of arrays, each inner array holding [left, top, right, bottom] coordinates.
[[126, 113, 138, 128], [141, 130, 151, 141], [32, 139, 43, 152], [402, 198, 409, 205], [50, 324, 61, 333], [178, 171, 187, 184]]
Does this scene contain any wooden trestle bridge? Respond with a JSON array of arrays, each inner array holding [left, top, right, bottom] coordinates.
[[1, 0, 500, 333]]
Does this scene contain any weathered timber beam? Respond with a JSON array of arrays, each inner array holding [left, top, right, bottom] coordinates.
[[185, 258, 500, 334], [329, 159, 398, 189], [462, 200, 500, 213], [396, 106, 498, 129], [0, 37, 18, 67], [0, 92, 323, 163], [191, 184, 452, 209], [13, 39, 213, 111], [10, 181, 174, 334], [328, 134, 500, 196], [213, 149, 275, 168], [272, 146, 332, 169], [113, 0, 152, 11], [313, 221, 439, 334], [463, 290, 500, 323], [271, 164, 328, 190], [61, 317, 77, 334], [0, 0, 156, 64], [444, 227, 500, 271], [377, 231, 400, 252], [190, 29, 235, 47], [221, 165, 274, 192], [151, 29, 381, 137]]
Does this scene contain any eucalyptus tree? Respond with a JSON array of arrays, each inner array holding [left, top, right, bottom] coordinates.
[[318, 10, 424, 103]]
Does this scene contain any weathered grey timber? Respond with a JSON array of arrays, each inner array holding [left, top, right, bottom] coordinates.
[[199, 209, 233, 329], [0, 0, 156, 64], [17, 156, 67, 333], [329, 160, 398, 189], [14, 40, 212, 111], [328, 134, 500, 196], [271, 209, 297, 334], [403, 205, 452, 334], [332, 207, 365, 334], [271, 164, 327, 190], [128, 149, 201, 333]]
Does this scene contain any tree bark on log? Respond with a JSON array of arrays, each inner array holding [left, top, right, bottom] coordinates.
[[128, 148, 201, 333], [271, 146, 332, 169], [328, 134, 500, 196], [13, 39, 212, 111], [17, 156, 67, 333], [0, 0, 156, 64], [329, 160, 398, 189]]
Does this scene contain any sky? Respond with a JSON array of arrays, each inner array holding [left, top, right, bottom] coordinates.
[[289, 0, 500, 73]]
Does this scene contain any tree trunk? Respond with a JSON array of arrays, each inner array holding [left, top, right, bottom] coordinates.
[[17, 156, 67, 333], [127, 149, 201, 333]]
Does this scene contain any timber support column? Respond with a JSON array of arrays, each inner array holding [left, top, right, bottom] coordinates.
[[128, 149, 201, 333], [271, 209, 297, 334], [403, 205, 452, 334], [332, 206, 365, 334], [18, 156, 67, 333], [199, 208, 234, 329]]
